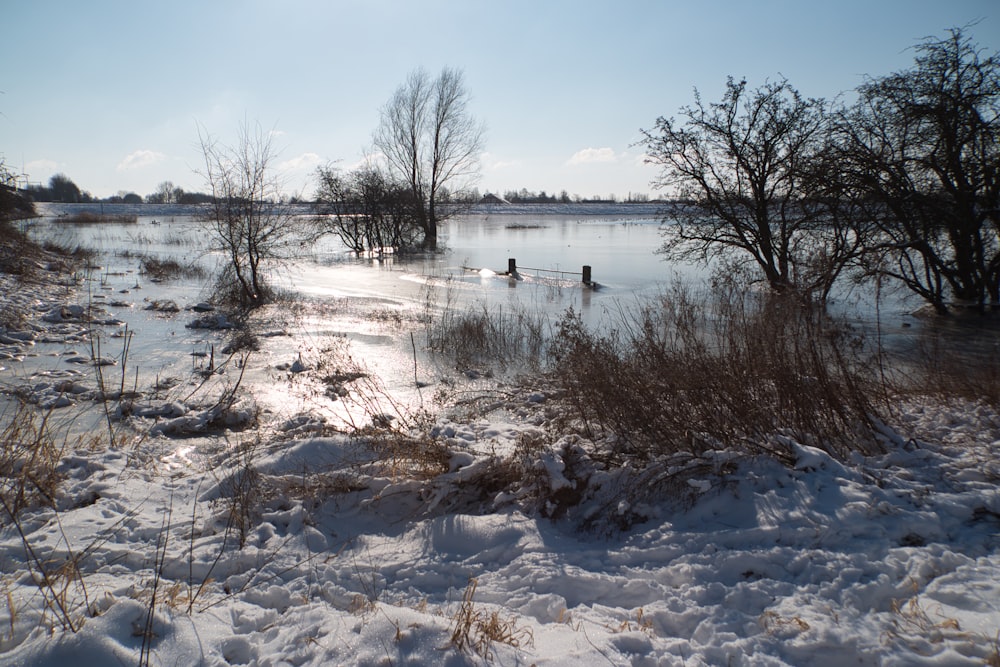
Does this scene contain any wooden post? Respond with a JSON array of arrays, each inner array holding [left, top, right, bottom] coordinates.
[[582, 265, 592, 284], [508, 258, 517, 275]]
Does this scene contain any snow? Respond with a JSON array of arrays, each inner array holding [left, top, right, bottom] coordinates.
[[1, 252, 999, 666]]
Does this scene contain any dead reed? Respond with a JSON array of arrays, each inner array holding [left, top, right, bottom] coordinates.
[[426, 300, 547, 371], [139, 256, 207, 281], [60, 212, 138, 225], [548, 281, 888, 463], [449, 578, 532, 660]]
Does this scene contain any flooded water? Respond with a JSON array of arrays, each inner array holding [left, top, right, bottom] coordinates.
[[8, 202, 994, 432], [8, 204, 692, 429]]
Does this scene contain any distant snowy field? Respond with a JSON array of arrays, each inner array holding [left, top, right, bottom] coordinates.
[[0, 211, 998, 666]]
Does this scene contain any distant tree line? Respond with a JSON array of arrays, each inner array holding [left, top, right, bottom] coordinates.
[[20, 171, 652, 210], [24, 174, 94, 203], [23, 175, 217, 205], [494, 189, 651, 204]]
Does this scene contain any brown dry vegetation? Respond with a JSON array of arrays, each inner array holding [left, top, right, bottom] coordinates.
[[547, 282, 888, 464], [59, 212, 137, 225]]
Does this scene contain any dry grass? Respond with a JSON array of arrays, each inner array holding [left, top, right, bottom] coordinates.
[[0, 301, 28, 330], [0, 401, 64, 515], [0, 401, 97, 634], [426, 299, 547, 371], [213, 436, 264, 550], [60, 212, 137, 225], [988, 632, 1000, 667], [548, 281, 887, 464], [881, 592, 999, 662], [0, 221, 36, 275], [357, 427, 451, 480], [0, 220, 84, 279], [448, 578, 533, 661], [0, 218, 93, 282], [139, 256, 207, 281]]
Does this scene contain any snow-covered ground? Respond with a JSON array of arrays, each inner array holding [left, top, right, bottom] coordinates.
[[1, 239, 998, 666]]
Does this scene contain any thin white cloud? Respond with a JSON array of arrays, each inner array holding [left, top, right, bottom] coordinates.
[[25, 159, 58, 173], [117, 150, 166, 171], [567, 147, 618, 165], [278, 152, 322, 172], [481, 152, 520, 171]]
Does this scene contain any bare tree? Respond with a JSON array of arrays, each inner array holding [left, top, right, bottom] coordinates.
[[313, 163, 421, 254], [199, 122, 299, 309], [833, 28, 1000, 314], [146, 180, 183, 204], [373, 67, 485, 250], [640, 78, 861, 300]]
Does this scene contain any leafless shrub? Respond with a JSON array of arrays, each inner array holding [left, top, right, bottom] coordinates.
[[199, 121, 301, 310], [211, 263, 276, 312], [549, 279, 887, 464], [222, 327, 261, 354]]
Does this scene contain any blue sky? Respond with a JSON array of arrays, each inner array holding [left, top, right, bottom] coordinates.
[[2, 0, 997, 200]]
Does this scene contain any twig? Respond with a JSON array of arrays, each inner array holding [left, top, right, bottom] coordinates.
[[410, 332, 423, 403]]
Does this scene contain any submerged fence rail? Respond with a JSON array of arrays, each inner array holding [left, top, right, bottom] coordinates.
[[506, 258, 593, 285], [461, 258, 596, 286]]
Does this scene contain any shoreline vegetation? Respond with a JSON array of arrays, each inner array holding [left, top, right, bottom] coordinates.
[[58, 211, 139, 225]]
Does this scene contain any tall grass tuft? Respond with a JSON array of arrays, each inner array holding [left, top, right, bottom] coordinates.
[[426, 300, 547, 371], [139, 256, 207, 281], [0, 401, 63, 515], [0, 401, 96, 633], [448, 578, 532, 660]]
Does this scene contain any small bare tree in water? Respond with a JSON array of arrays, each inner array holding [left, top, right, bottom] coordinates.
[[313, 163, 422, 254], [199, 122, 299, 309]]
